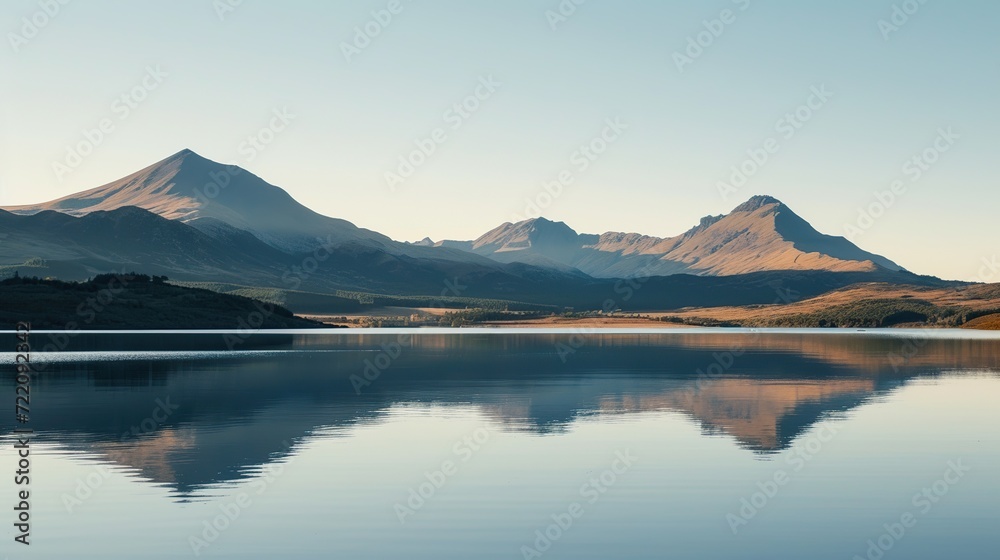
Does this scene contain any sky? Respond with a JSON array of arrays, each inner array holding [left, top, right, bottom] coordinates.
[[1, 0, 998, 281]]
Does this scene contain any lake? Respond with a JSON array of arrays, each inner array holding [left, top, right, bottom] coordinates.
[[2, 329, 999, 559]]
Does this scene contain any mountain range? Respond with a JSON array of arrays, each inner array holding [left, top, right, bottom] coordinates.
[[431, 195, 901, 277], [0, 149, 946, 312]]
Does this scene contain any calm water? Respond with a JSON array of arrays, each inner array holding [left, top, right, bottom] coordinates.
[[2, 329, 999, 559]]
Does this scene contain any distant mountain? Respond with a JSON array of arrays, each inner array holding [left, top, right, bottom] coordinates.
[[3, 149, 395, 253], [1, 150, 943, 314], [439, 195, 902, 278], [0, 206, 602, 300], [4, 151, 899, 280], [3, 149, 474, 266], [407, 237, 436, 247], [0, 204, 937, 313]]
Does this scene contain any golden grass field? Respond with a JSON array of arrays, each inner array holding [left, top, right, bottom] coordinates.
[[302, 282, 1000, 330], [962, 313, 1000, 330]]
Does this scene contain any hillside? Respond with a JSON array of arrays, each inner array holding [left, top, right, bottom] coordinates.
[[963, 313, 1000, 330], [659, 283, 1000, 328], [0, 273, 325, 329], [0, 206, 601, 301]]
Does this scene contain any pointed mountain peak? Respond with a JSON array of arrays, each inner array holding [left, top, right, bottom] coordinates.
[[511, 216, 551, 227], [155, 147, 230, 170], [174, 147, 216, 160], [513, 216, 576, 233], [473, 216, 581, 253], [0, 148, 392, 253], [408, 237, 435, 246], [732, 195, 785, 214]]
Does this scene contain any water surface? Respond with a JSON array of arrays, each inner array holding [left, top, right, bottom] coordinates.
[[1, 330, 998, 559]]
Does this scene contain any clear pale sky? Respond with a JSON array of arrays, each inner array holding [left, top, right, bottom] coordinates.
[[2, 0, 997, 281]]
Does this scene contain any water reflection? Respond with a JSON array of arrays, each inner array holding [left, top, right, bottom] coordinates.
[[3, 331, 998, 500]]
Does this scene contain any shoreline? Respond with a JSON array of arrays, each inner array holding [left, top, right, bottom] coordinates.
[[299, 316, 1000, 332]]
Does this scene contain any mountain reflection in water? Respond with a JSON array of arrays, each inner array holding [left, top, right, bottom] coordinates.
[[4, 330, 998, 500]]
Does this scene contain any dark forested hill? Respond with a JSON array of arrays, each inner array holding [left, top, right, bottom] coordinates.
[[0, 273, 325, 330]]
